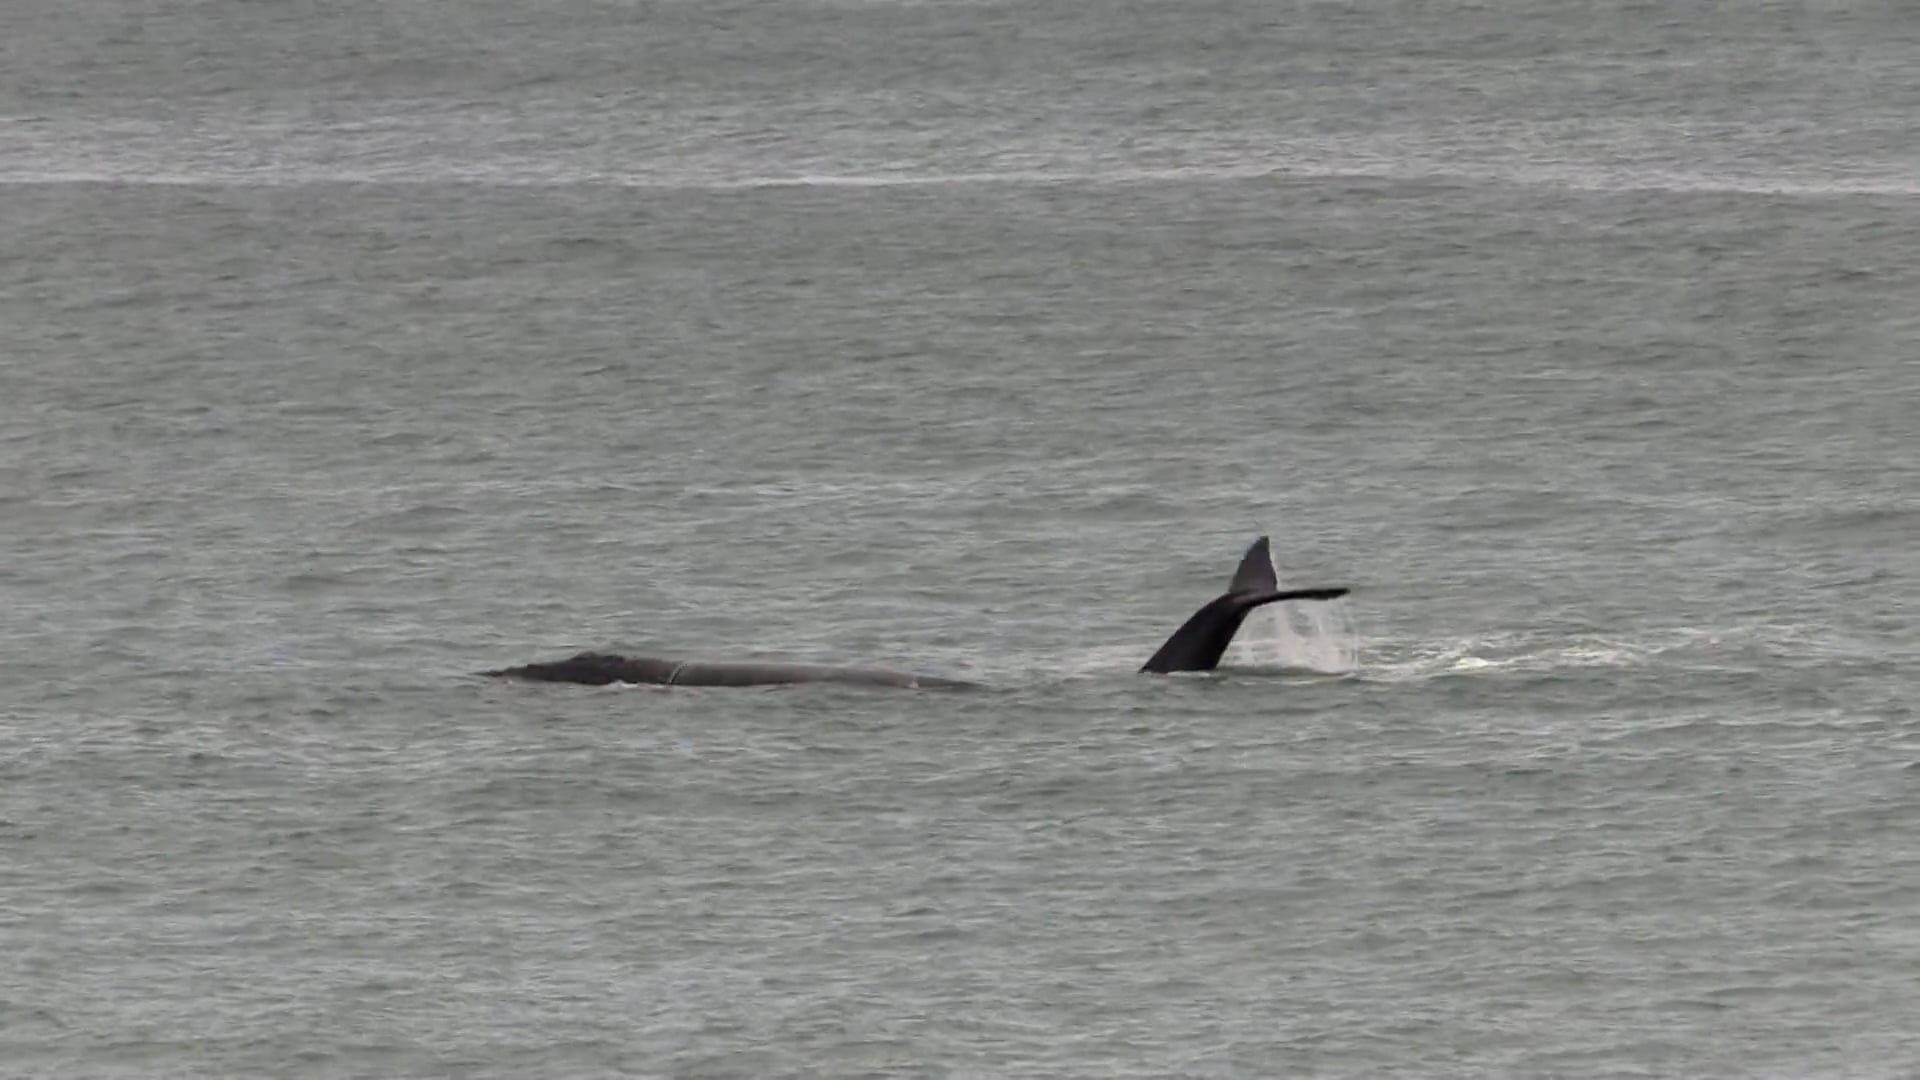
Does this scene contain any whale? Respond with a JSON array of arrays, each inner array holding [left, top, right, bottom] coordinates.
[[483, 536, 1348, 690]]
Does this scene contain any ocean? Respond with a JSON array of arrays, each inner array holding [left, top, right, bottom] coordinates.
[[3, 1, 1916, 1076]]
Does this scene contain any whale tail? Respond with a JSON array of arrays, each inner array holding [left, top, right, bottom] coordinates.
[[1140, 536, 1349, 674], [1226, 534, 1279, 594]]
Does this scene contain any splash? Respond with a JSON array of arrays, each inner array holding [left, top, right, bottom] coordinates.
[[1223, 542, 1360, 675]]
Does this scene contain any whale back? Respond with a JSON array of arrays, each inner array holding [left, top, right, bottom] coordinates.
[[482, 652, 677, 685], [483, 652, 979, 690]]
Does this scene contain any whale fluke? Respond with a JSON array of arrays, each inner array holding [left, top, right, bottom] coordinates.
[[1227, 534, 1279, 594], [1138, 582, 1351, 675]]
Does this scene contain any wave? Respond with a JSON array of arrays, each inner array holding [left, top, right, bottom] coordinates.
[[3, 158, 1915, 198], [3, 163, 1904, 198]]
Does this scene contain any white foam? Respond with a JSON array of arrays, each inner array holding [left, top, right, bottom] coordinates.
[[1351, 627, 1785, 684]]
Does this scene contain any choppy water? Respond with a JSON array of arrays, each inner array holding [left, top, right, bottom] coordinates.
[[4, 2, 1917, 1076]]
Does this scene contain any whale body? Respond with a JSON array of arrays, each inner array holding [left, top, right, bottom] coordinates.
[[482, 652, 980, 690]]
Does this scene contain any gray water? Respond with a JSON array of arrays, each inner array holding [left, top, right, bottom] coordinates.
[[4, 2, 1918, 1076]]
